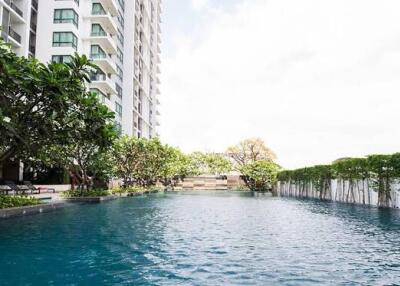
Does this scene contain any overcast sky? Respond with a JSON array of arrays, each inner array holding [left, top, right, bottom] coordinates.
[[159, 0, 400, 169]]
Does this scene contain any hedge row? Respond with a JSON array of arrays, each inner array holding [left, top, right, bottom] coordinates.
[[278, 153, 400, 207]]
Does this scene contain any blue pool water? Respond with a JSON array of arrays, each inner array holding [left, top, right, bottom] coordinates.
[[1, 191, 400, 285]]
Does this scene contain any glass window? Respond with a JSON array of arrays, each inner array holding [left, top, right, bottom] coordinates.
[[52, 55, 72, 63], [52, 32, 78, 50], [116, 83, 123, 98], [115, 102, 122, 117], [90, 45, 106, 59], [54, 9, 79, 27], [92, 3, 106, 15], [91, 24, 106, 36]]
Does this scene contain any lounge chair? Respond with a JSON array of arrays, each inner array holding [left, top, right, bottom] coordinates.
[[0, 184, 10, 195], [4, 181, 33, 195], [23, 181, 56, 194]]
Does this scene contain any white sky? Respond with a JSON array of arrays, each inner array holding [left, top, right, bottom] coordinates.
[[159, 0, 400, 169]]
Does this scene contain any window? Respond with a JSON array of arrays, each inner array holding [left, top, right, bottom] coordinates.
[[117, 47, 123, 63], [117, 65, 123, 81], [54, 9, 78, 27], [52, 32, 78, 49], [90, 69, 107, 81], [52, 55, 72, 63], [117, 11, 124, 27], [91, 23, 106, 36], [117, 28, 124, 46], [118, 0, 125, 11], [115, 122, 122, 134], [90, 45, 106, 59], [92, 3, 105, 15], [116, 83, 123, 98], [115, 102, 122, 117]]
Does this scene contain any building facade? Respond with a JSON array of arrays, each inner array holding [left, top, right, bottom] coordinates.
[[1, 0, 161, 138], [0, 0, 38, 57]]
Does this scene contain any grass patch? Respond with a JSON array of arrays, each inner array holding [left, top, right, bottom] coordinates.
[[0, 195, 41, 209], [63, 189, 111, 198]]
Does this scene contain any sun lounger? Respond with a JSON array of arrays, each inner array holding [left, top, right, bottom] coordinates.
[[0, 185, 10, 195], [23, 181, 56, 194], [4, 181, 33, 195]]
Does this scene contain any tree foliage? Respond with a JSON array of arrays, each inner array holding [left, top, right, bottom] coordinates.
[[226, 138, 276, 169], [0, 39, 117, 188], [189, 152, 232, 175], [0, 39, 94, 163], [240, 160, 280, 191], [278, 154, 400, 207], [112, 136, 198, 189], [226, 138, 278, 191]]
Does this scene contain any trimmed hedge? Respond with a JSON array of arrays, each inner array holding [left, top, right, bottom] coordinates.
[[63, 189, 111, 198], [0, 196, 41, 209], [278, 153, 400, 207]]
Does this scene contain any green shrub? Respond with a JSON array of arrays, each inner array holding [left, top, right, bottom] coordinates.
[[110, 186, 149, 195], [111, 187, 125, 196], [233, 185, 251, 192], [0, 196, 41, 209], [126, 186, 147, 193], [63, 189, 111, 198]]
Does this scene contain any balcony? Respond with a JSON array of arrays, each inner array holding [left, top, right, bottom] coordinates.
[[88, 13, 118, 35], [2, 0, 25, 23], [90, 53, 117, 74], [6, 27, 22, 47], [90, 73, 117, 96], [99, 0, 119, 17], [87, 33, 117, 55]]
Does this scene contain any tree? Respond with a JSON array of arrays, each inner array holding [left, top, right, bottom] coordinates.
[[34, 57, 117, 190], [332, 158, 369, 203], [112, 137, 201, 189], [0, 39, 106, 172], [111, 136, 140, 187], [226, 138, 276, 169], [189, 152, 232, 175], [239, 160, 280, 191], [37, 93, 117, 190], [159, 147, 198, 189], [0, 39, 117, 187], [112, 137, 170, 188], [367, 154, 394, 207]]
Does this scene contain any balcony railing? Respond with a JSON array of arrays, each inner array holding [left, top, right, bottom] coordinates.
[[90, 53, 107, 60], [90, 74, 107, 81], [4, 0, 23, 17], [91, 31, 107, 37], [8, 27, 21, 44], [92, 9, 107, 16]]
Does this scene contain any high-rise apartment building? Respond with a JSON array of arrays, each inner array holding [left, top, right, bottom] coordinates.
[[0, 0, 161, 138], [0, 0, 38, 57]]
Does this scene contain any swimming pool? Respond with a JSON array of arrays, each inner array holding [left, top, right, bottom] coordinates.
[[0, 191, 399, 285]]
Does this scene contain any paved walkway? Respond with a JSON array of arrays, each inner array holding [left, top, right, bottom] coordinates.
[[31, 192, 65, 201]]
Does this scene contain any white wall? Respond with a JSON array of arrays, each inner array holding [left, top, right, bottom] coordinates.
[[278, 179, 400, 208]]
